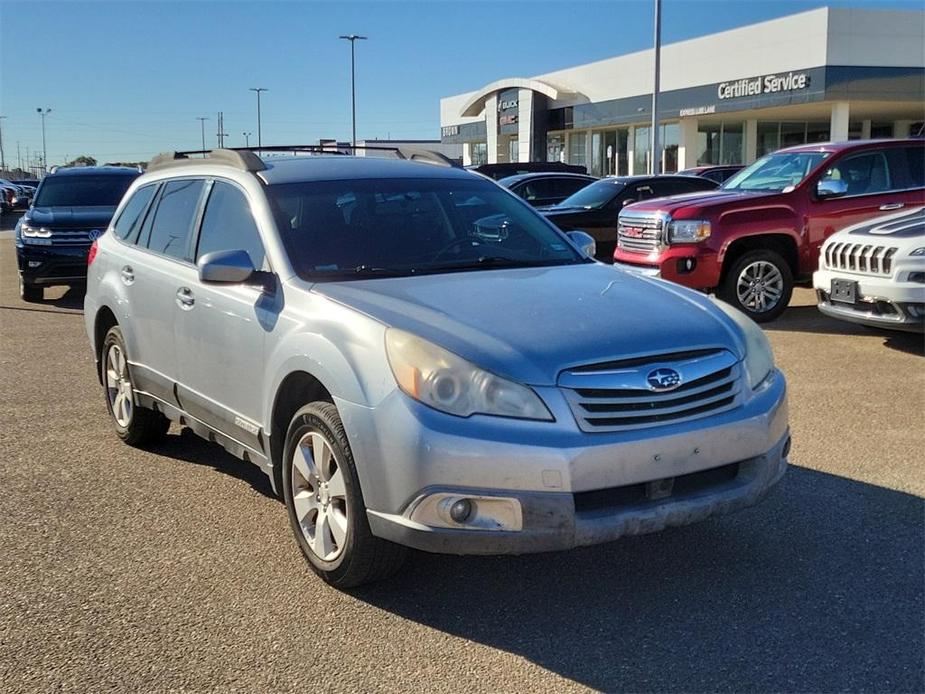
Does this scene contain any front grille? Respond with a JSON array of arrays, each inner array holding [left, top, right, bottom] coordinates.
[[824, 242, 898, 276], [560, 349, 742, 432], [617, 214, 663, 254], [48, 228, 96, 245]]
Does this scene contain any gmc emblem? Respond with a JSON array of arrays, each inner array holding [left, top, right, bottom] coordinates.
[[622, 226, 645, 238]]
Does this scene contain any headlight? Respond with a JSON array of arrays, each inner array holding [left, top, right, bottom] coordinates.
[[385, 328, 552, 420], [668, 219, 711, 244], [910, 247, 925, 257], [21, 222, 51, 238], [711, 299, 774, 389]]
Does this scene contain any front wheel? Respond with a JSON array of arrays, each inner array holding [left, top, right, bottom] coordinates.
[[719, 250, 794, 323], [282, 401, 407, 588]]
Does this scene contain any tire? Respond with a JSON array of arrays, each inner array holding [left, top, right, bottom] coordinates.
[[719, 250, 794, 323], [19, 276, 43, 303], [101, 326, 170, 447], [282, 401, 407, 588]]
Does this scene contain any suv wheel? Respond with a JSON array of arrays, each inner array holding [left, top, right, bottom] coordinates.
[[19, 276, 43, 302], [283, 401, 407, 588], [102, 326, 170, 446], [720, 250, 793, 323]]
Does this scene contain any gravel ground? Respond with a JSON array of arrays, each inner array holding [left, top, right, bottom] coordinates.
[[1, 220, 922, 693]]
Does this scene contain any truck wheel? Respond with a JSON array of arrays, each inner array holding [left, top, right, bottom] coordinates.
[[19, 276, 43, 302], [102, 326, 170, 447], [719, 250, 793, 323], [283, 401, 407, 588]]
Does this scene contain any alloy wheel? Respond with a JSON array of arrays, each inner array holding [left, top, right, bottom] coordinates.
[[105, 344, 134, 427], [736, 260, 784, 313], [290, 432, 349, 561]]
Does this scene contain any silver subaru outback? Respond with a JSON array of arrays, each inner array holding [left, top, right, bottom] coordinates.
[[84, 149, 789, 588]]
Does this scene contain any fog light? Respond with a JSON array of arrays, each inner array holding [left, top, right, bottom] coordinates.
[[28, 261, 42, 268], [449, 498, 473, 523], [676, 257, 697, 274]]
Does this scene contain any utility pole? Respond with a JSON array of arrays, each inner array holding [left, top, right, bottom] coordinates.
[[338, 34, 368, 148], [37, 108, 52, 170], [217, 111, 229, 148], [650, 0, 662, 175], [0, 116, 6, 172], [243, 132, 252, 147], [17, 141, 22, 172], [197, 116, 209, 153], [249, 88, 267, 152]]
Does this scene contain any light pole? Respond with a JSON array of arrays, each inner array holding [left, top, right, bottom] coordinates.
[[650, 0, 662, 175], [36, 108, 51, 170], [243, 132, 252, 147], [196, 116, 209, 153], [338, 34, 367, 148], [249, 88, 267, 153], [0, 116, 6, 171]]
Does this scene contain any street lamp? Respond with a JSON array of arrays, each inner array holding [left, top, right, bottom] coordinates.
[[650, 0, 662, 175], [196, 116, 209, 154], [249, 88, 267, 153], [36, 108, 51, 170], [338, 34, 367, 148], [243, 132, 252, 147]]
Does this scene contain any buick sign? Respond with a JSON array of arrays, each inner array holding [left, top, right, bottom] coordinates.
[[647, 368, 682, 392]]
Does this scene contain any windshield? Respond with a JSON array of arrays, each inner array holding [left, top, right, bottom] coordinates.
[[268, 177, 585, 280], [555, 178, 623, 210], [34, 174, 137, 207], [722, 152, 830, 193]]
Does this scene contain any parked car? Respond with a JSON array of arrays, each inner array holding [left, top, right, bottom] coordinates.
[[15, 166, 140, 301], [0, 179, 31, 209], [498, 172, 598, 207], [615, 139, 925, 322], [0, 182, 17, 212], [540, 175, 719, 261], [813, 206, 925, 331], [469, 161, 588, 180], [84, 148, 789, 588], [678, 165, 744, 184]]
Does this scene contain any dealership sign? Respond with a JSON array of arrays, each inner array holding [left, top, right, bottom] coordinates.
[[717, 72, 810, 100]]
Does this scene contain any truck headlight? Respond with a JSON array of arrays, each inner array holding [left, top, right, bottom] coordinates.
[[385, 328, 552, 420], [21, 222, 52, 238], [910, 247, 925, 257], [668, 220, 711, 244], [712, 299, 775, 389]]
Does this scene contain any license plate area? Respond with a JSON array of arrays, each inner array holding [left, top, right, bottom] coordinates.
[[831, 278, 858, 305]]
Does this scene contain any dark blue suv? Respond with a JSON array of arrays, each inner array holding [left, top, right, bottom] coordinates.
[[16, 166, 139, 301]]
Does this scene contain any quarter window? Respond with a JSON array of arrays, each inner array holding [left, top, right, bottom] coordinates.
[[145, 179, 205, 261], [196, 181, 266, 270], [112, 184, 157, 242]]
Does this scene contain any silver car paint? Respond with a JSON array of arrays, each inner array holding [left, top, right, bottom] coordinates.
[[85, 158, 788, 555]]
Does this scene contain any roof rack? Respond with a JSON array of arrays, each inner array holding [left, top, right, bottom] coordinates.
[[146, 145, 461, 173]]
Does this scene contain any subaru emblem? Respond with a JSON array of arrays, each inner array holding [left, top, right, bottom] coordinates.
[[647, 368, 682, 392], [88, 229, 102, 241]]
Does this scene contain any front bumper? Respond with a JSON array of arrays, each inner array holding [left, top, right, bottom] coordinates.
[[16, 242, 90, 286], [613, 245, 721, 289], [813, 268, 925, 332], [340, 368, 789, 555]]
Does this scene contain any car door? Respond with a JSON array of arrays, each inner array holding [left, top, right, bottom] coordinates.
[[124, 178, 206, 405], [805, 148, 915, 267], [173, 179, 276, 452]]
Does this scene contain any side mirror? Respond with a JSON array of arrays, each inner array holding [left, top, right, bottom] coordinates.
[[622, 198, 636, 207], [198, 249, 255, 284], [567, 230, 597, 259], [816, 178, 848, 199]]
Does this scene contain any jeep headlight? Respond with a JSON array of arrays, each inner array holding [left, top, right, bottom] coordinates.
[[712, 299, 774, 389], [385, 328, 552, 420], [910, 247, 925, 257], [21, 222, 51, 238], [668, 219, 711, 244]]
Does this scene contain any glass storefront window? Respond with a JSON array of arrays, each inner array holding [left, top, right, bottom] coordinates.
[[470, 142, 488, 166], [721, 122, 744, 164], [568, 132, 588, 169], [757, 121, 831, 157], [591, 132, 603, 177], [547, 135, 565, 163], [634, 126, 650, 174], [871, 122, 894, 138], [508, 138, 519, 163], [632, 124, 678, 173], [757, 122, 779, 157]]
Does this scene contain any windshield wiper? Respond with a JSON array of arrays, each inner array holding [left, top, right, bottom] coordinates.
[[352, 265, 416, 277], [430, 256, 572, 272]]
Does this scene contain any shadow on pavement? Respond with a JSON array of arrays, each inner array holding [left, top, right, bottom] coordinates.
[[770, 305, 924, 356], [352, 467, 924, 692]]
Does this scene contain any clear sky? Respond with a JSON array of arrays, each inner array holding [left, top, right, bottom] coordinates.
[[0, 0, 920, 166]]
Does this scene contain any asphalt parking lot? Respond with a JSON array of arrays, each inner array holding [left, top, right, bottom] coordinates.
[[1, 211, 922, 693]]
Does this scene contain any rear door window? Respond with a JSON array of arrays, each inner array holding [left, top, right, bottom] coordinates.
[[144, 179, 205, 261], [112, 184, 157, 243]]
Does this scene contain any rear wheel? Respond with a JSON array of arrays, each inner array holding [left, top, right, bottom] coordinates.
[[282, 401, 407, 588], [102, 326, 169, 446], [19, 276, 42, 302], [719, 250, 793, 323]]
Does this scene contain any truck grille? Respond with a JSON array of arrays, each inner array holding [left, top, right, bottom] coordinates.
[[48, 228, 98, 245], [559, 349, 742, 432], [617, 214, 663, 255], [824, 242, 898, 276]]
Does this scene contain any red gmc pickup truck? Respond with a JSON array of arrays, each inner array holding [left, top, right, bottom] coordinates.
[[614, 139, 925, 321]]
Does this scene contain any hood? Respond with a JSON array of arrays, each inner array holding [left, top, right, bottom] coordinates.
[[622, 190, 777, 218], [27, 206, 118, 228], [314, 264, 743, 386], [843, 206, 925, 240]]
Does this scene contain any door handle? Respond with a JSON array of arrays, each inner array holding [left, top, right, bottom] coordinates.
[[120, 266, 134, 284], [176, 287, 195, 309], [879, 203, 904, 211]]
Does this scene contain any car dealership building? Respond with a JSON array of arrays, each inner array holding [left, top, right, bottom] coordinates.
[[439, 7, 925, 175]]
